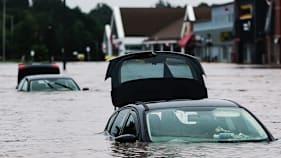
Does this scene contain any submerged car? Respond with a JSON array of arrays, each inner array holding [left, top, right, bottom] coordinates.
[[17, 63, 60, 86], [104, 99, 275, 143], [104, 51, 275, 143], [17, 74, 81, 92]]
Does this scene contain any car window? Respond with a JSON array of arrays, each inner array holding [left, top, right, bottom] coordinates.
[[30, 80, 49, 91], [22, 80, 28, 91], [52, 78, 79, 90], [17, 78, 26, 90], [120, 55, 196, 83], [30, 78, 80, 91], [146, 107, 268, 142], [105, 113, 118, 131], [166, 58, 194, 79], [109, 109, 130, 136], [122, 114, 137, 135]]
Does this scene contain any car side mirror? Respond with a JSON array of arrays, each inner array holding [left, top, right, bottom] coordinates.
[[115, 134, 137, 143], [82, 87, 90, 91]]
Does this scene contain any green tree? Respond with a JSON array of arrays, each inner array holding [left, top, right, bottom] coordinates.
[[2, 0, 110, 61], [7, 0, 29, 9], [13, 10, 37, 60], [89, 3, 112, 27], [197, 3, 209, 7], [88, 3, 112, 60], [155, 0, 172, 8]]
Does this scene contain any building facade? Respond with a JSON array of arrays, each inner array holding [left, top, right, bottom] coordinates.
[[264, 0, 281, 64], [193, 2, 234, 62], [102, 7, 196, 58], [234, 0, 271, 64]]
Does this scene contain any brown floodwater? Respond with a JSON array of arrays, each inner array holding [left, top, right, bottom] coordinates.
[[0, 62, 280, 157]]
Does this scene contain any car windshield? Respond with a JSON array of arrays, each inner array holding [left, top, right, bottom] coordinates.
[[30, 78, 80, 91], [120, 55, 197, 83], [146, 107, 268, 143]]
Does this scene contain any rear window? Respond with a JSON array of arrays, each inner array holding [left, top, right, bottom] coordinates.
[[120, 56, 195, 83]]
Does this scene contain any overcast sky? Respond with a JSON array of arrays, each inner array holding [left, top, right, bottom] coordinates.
[[66, 0, 233, 13]]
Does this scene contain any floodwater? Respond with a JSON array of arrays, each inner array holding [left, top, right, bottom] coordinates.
[[0, 62, 280, 157]]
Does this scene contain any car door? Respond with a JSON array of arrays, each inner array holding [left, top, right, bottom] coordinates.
[[120, 111, 139, 138], [105, 108, 140, 140], [106, 109, 130, 137]]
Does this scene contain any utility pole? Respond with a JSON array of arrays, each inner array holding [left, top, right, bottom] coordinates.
[[2, 0, 6, 61], [62, 0, 67, 70], [274, 0, 281, 64]]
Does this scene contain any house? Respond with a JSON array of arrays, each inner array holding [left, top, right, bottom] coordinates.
[[193, 2, 234, 62], [102, 6, 196, 57]]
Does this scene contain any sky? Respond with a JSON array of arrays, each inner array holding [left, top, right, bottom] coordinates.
[[66, 0, 233, 13]]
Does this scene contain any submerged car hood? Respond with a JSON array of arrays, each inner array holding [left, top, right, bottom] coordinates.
[[105, 51, 208, 107]]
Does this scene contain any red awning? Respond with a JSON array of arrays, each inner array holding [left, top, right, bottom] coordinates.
[[178, 32, 193, 47]]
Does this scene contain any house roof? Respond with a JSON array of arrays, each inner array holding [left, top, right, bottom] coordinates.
[[148, 17, 184, 41], [119, 8, 186, 37], [212, 2, 234, 8], [193, 6, 211, 22]]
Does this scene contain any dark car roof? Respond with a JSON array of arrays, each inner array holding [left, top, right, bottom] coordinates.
[[135, 99, 240, 111], [17, 63, 60, 84]]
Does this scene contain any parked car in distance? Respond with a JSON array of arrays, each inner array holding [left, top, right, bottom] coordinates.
[[17, 74, 88, 92], [17, 63, 60, 86], [104, 99, 275, 143], [104, 51, 275, 143]]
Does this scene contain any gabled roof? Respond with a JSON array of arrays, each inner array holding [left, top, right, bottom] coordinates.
[[119, 8, 186, 37], [194, 6, 211, 22], [148, 17, 184, 41]]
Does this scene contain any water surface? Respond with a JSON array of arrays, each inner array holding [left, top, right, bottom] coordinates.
[[0, 62, 280, 157]]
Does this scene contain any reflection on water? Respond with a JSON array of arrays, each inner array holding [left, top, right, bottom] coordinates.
[[0, 62, 280, 157]]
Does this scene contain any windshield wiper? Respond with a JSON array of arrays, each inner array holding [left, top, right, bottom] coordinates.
[[53, 82, 73, 90], [216, 138, 269, 143], [43, 80, 56, 90]]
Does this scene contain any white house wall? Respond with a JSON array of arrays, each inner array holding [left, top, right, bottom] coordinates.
[[113, 7, 125, 39], [123, 37, 148, 45]]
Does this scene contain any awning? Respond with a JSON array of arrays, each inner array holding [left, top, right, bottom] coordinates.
[[178, 32, 193, 47]]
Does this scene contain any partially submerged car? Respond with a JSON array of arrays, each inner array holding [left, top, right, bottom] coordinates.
[[104, 99, 275, 143], [104, 51, 275, 143], [17, 74, 82, 92]]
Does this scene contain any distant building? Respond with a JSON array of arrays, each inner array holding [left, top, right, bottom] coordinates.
[[264, 0, 281, 64], [102, 7, 196, 57], [193, 2, 234, 62], [233, 0, 281, 64]]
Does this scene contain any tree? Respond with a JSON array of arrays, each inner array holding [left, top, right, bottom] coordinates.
[[2, 0, 108, 61], [155, 0, 172, 8], [88, 3, 112, 60], [7, 0, 29, 9], [197, 3, 209, 7], [89, 3, 112, 26], [13, 11, 37, 59]]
